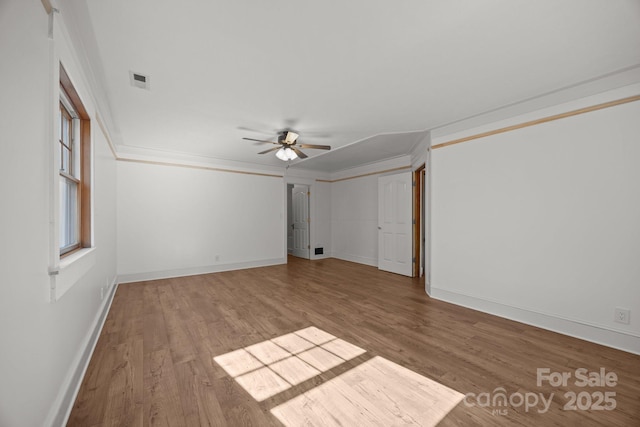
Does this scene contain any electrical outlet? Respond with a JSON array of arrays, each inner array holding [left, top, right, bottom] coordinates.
[[100, 287, 104, 300], [215, 255, 220, 262], [614, 307, 630, 325]]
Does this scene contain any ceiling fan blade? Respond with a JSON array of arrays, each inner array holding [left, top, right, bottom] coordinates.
[[243, 137, 278, 144], [298, 144, 331, 150], [258, 146, 281, 155], [284, 131, 299, 144], [291, 147, 308, 159]]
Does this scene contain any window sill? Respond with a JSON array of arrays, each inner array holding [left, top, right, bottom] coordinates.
[[59, 246, 95, 269], [50, 247, 96, 302]]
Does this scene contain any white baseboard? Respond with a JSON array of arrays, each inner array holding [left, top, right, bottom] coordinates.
[[430, 286, 640, 355], [331, 252, 377, 268], [47, 277, 118, 427], [117, 257, 286, 283]]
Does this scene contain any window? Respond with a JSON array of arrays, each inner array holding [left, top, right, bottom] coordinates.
[[59, 64, 91, 256]]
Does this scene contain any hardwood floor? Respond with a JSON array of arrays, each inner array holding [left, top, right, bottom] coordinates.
[[68, 257, 640, 426]]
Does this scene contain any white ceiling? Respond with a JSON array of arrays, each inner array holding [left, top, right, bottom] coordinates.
[[59, 0, 640, 172], [290, 131, 426, 173]]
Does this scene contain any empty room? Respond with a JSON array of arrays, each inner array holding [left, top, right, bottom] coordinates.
[[1, 0, 640, 426]]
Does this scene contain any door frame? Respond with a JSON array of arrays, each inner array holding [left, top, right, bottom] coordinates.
[[413, 163, 425, 277], [291, 184, 310, 259], [283, 177, 317, 261]]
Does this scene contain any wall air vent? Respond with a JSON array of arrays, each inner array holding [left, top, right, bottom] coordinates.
[[129, 71, 150, 90]]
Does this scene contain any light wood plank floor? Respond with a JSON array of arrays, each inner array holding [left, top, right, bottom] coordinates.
[[68, 257, 640, 426]]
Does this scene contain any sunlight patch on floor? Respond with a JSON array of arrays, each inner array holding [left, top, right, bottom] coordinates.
[[271, 356, 464, 427], [213, 326, 365, 401], [214, 326, 463, 425]]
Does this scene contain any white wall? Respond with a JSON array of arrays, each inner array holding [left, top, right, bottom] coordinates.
[[431, 86, 640, 353], [330, 156, 413, 267], [117, 161, 285, 281], [291, 184, 310, 258], [313, 180, 332, 257], [0, 2, 118, 426], [331, 174, 379, 266]]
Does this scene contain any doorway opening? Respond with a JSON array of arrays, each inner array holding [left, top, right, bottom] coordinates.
[[413, 164, 426, 278], [287, 183, 310, 259]]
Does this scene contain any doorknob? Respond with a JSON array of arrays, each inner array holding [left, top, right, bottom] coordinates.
[[378, 226, 382, 230]]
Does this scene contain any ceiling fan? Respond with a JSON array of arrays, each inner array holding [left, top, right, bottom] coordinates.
[[242, 131, 331, 161]]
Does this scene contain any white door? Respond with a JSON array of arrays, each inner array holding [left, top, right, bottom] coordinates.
[[378, 172, 413, 276], [292, 185, 310, 259]]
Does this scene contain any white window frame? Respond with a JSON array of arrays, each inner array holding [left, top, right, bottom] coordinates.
[[59, 89, 81, 255]]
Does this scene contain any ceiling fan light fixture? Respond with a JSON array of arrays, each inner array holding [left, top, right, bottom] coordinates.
[[275, 147, 298, 161], [284, 131, 299, 144]]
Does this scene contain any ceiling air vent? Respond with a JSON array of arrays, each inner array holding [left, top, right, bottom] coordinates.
[[129, 71, 150, 90]]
